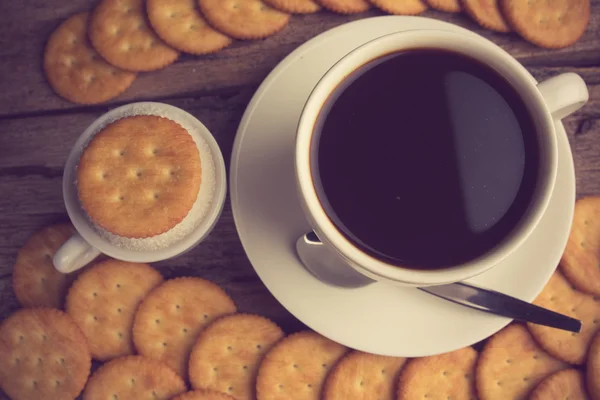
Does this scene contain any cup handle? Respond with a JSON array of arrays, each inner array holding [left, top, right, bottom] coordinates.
[[537, 73, 589, 121], [295, 232, 373, 288], [53, 232, 101, 273]]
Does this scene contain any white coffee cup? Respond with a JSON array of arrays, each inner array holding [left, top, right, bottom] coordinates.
[[295, 29, 588, 287], [54, 102, 227, 274]]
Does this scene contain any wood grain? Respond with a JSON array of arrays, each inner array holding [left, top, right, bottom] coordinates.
[[1, 0, 600, 398], [1, 0, 599, 117]]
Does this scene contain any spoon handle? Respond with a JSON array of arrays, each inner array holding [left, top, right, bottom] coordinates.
[[420, 282, 582, 333]]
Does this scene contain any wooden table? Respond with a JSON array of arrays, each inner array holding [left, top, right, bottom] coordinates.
[[1, 1, 599, 397]]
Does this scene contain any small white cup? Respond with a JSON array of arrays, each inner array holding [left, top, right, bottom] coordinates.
[[54, 102, 227, 273], [295, 29, 588, 287]]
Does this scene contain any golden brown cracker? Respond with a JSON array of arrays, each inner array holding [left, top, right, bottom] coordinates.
[[82, 355, 186, 400], [89, 0, 179, 71], [368, 0, 427, 15], [189, 314, 284, 399], [323, 351, 406, 400], [0, 308, 91, 400], [587, 332, 600, 399], [561, 197, 600, 296], [147, 0, 233, 54], [77, 115, 201, 238], [530, 369, 590, 400], [133, 277, 237, 378], [476, 324, 568, 400], [426, 0, 461, 12], [12, 223, 75, 308], [397, 347, 477, 400], [527, 271, 600, 364], [263, 0, 322, 13], [44, 13, 137, 104], [198, 0, 290, 40], [316, 0, 371, 13], [173, 389, 238, 400], [462, 0, 511, 32], [501, 0, 589, 48], [256, 331, 348, 400], [65, 259, 163, 361]]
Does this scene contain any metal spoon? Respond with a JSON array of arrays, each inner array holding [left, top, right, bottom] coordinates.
[[297, 232, 582, 333]]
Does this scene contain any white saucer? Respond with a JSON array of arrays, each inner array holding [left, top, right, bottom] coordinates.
[[230, 16, 575, 357]]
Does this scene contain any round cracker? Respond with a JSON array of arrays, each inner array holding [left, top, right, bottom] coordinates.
[[189, 314, 284, 399], [83, 355, 186, 400], [501, 0, 589, 49], [147, 0, 233, 55], [587, 332, 600, 400], [77, 115, 201, 238], [65, 259, 164, 361], [89, 0, 179, 71], [256, 331, 348, 400], [173, 390, 237, 400], [527, 271, 600, 365], [368, 0, 427, 15], [133, 277, 237, 378], [316, 0, 371, 13], [530, 369, 589, 400], [43, 13, 136, 104], [323, 351, 406, 400], [12, 223, 75, 308], [561, 197, 600, 295], [425, 0, 461, 12], [198, 0, 290, 40], [263, 0, 322, 13], [397, 347, 476, 400], [0, 308, 91, 400], [476, 324, 567, 400], [462, 0, 511, 32]]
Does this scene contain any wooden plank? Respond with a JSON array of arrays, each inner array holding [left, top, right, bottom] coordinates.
[[1, 0, 599, 117], [1, 66, 599, 165], [2, 66, 599, 176], [0, 89, 253, 170]]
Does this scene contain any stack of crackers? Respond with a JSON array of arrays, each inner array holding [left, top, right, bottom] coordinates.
[[4, 197, 600, 399], [44, 0, 590, 106]]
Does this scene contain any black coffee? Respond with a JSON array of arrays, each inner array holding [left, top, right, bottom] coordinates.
[[313, 49, 539, 270]]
